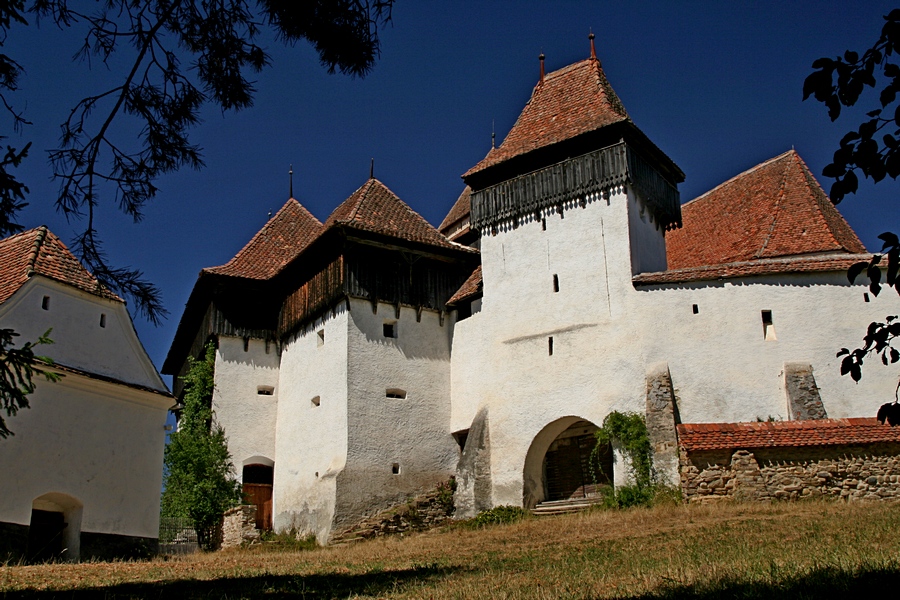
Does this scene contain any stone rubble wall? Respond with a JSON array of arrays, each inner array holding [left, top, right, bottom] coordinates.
[[330, 482, 455, 544], [221, 505, 260, 549], [681, 445, 900, 504]]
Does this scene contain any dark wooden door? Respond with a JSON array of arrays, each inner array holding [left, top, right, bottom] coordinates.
[[544, 435, 613, 501], [243, 484, 273, 531], [27, 510, 66, 563]]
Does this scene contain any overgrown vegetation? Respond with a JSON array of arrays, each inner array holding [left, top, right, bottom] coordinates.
[[434, 477, 456, 513], [594, 411, 678, 508], [469, 505, 527, 528], [4, 502, 900, 598], [161, 342, 241, 551], [255, 530, 318, 553]]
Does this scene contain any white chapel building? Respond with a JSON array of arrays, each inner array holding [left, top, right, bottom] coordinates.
[[164, 49, 900, 542]]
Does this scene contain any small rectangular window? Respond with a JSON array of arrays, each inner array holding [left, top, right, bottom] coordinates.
[[761, 310, 776, 341], [243, 337, 249, 352], [553, 274, 559, 293], [386, 388, 407, 399], [317, 329, 325, 347], [548, 336, 554, 356], [99, 313, 106, 327], [391, 463, 400, 475], [864, 293, 871, 302], [257, 385, 274, 396], [41, 296, 49, 310], [692, 304, 699, 314], [383, 322, 397, 338]]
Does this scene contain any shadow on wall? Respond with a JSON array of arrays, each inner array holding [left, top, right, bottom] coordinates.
[[0, 564, 465, 598], [351, 304, 451, 362]]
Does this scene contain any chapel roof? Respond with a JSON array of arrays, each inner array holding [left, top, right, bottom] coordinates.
[[324, 178, 474, 252], [0, 226, 121, 305], [677, 418, 900, 452], [464, 57, 630, 178], [666, 150, 867, 270], [204, 198, 323, 280]]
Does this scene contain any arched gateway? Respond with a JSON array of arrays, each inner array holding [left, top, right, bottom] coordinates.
[[523, 417, 613, 509]]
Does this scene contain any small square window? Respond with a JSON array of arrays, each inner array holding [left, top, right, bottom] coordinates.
[[383, 322, 397, 338], [391, 463, 400, 475], [311, 395, 321, 407], [317, 329, 325, 347]]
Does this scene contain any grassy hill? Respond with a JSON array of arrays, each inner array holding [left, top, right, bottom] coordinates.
[[3, 501, 900, 598]]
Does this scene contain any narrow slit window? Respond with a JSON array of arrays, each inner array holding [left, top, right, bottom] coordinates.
[[761, 310, 776, 341], [265, 339, 270, 354], [311, 395, 320, 407], [257, 385, 274, 396], [99, 313, 106, 328], [553, 274, 559, 293], [692, 304, 699, 314], [864, 293, 871, 302], [386, 388, 406, 399], [548, 336, 554, 356], [41, 296, 49, 310], [383, 321, 397, 338], [541, 218, 547, 231], [243, 337, 249, 352], [391, 463, 400, 475], [317, 329, 325, 347]]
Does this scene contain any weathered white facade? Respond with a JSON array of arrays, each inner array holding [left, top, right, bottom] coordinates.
[[0, 230, 171, 562], [165, 51, 900, 541]]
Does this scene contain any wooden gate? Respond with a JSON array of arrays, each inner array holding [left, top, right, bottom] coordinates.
[[544, 434, 613, 501], [242, 484, 273, 531]]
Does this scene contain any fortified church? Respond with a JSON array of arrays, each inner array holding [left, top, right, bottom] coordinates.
[[165, 41, 900, 542]]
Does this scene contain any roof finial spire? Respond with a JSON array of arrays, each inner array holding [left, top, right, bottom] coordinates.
[[539, 51, 545, 84], [491, 119, 496, 149], [370, 157, 374, 179], [589, 30, 596, 60], [289, 164, 294, 198]]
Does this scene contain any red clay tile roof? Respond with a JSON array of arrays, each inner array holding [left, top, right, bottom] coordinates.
[[0, 226, 121, 305], [204, 199, 323, 280], [666, 150, 867, 270], [439, 186, 471, 234], [633, 252, 872, 285], [325, 178, 474, 252], [464, 58, 629, 177], [447, 265, 482, 305], [677, 418, 900, 452]]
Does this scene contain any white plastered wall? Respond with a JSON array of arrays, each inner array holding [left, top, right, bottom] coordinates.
[[0, 277, 166, 390], [451, 187, 654, 507], [335, 298, 457, 531], [212, 336, 279, 473], [272, 306, 349, 543], [0, 372, 169, 542]]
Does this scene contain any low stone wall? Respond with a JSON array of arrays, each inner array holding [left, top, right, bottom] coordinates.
[[221, 505, 260, 549], [331, 482, 455, 544], [681, 446, 900, 503]]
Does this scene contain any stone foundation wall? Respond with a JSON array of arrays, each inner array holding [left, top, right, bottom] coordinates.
[[221, 505, 260, 549], [681, 444, 900, 503]]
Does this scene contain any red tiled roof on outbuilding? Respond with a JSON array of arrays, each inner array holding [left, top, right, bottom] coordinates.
[[666, 150, 866, 270], [677, 418, 900, 452], [465, 58, 629, 178], [204, 198, 323, 280], [0, 226, 121, 305], [439, 186, 471, 235]]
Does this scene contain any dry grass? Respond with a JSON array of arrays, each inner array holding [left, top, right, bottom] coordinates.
[[3, 501, 900, 598]]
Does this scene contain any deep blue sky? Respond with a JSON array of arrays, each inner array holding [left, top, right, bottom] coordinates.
[[5, 1, 900, 385]]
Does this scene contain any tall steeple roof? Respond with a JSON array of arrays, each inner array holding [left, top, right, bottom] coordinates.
[[464, 57, 630, 178], [666, 150, 867, 270], [0, 226, 121, 305], [204, 198, 323, 280], [325, 178, 472, 252]]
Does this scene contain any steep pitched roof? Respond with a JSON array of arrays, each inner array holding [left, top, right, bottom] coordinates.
[[204, 199, 323, 280], [464, 58, 630, 177], [677, 418, 900, 452], [666, 150, 867, 270], [0, 226, 121, 305], [439, 186, 471, 233], [325, 178, 473, 252]]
